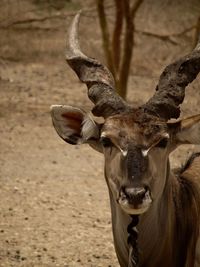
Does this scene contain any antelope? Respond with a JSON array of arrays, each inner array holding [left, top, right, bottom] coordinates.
[[51, 13, 200, 267]]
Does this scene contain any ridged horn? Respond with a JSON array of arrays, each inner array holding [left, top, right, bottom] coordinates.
[[142, 38, 200, 120], [66, 12, 130, 118]]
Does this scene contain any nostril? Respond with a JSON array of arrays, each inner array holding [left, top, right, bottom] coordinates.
[[124, 187, 147, 199]]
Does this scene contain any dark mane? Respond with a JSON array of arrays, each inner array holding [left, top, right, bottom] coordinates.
[[176, 152, 200, 175], [173, 152, 200, 266]]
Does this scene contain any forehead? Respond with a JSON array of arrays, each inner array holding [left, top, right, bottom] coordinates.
[[102, 111, 168, 147]]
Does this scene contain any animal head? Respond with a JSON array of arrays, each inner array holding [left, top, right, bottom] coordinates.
[[51, 13, 200, 215]]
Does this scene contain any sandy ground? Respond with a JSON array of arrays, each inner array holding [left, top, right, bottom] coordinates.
[[0, 59, 117, 267], [0, 60, 120, 267], [0, 1, 200, 266]]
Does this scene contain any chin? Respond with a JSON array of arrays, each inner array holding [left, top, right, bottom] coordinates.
[[118, 198, 152, 215]]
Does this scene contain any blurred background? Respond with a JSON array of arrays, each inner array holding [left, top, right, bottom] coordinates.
[[0, 0, 200, 266]]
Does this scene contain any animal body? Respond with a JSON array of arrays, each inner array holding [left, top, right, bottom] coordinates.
[[51, 13, 200, 267]]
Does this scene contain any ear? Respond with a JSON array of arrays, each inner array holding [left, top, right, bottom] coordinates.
[[50, 105, 100, 147], [168, 114, 200, 145]]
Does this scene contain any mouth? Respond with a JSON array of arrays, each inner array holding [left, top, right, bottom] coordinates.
[[117, 190, 152, 215]]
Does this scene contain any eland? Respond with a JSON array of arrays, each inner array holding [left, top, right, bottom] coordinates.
[[51, 13, 200, 267]]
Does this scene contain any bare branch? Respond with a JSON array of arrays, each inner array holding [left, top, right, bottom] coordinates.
[[0, 14, 68, 28], [0, 9, 98, 29], [117, 0, 133, 98], [193, 17, 200, 49], [118, 0, 144, 98], [135, 25, 196, 45], [131, 0, 145, 17], [96, 0, 116, 79], [135, 30, 179, 45], [112, 0, 124, 73], [0, 3, 116, 28]]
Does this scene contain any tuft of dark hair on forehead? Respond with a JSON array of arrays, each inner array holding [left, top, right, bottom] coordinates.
[[178, 152, 200, 175], [126, 145, 148, 181]]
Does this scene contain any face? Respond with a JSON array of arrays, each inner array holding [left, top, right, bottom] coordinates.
[[51, 105, 200, 216], [99, 112, 170, 215]]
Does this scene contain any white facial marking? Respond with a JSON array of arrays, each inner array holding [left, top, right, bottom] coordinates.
[[120, 148, 127, 157], [163, 133, 170, 138], [142, 148, 150, 157], [101, 132, 107, 138], [100, 132, 127, 156], [141, 133, 169, 157]]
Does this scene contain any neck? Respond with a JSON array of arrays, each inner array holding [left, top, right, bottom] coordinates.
[[138, 169, 175, 267], [109, 162, 199, 267]]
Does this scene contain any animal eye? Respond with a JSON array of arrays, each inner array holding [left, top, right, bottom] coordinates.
[[155, 138, 168, 148], [100, 137, 113, 147]]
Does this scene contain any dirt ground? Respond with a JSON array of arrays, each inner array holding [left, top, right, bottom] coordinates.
[[0, 1, 200, 267]]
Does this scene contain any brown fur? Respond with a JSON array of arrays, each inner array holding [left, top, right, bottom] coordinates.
[[139, 154, 200, 267], [51, 104, 200, 267], [93, 111, 200, 267], [54, 13, 200, 267], [174, 154, 200, 266]]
